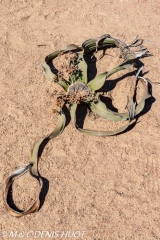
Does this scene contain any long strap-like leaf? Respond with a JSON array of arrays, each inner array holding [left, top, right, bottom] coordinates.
[[90, 99, 127, 122], [41, 45, 83, 91], [88, 59, 135, 92], [75, 120, 134, 136], [4, 111, 66, 217], [69, 100, 133, 136], [70, 77, 150, 136], [90, 78, 150, 122], [42, 45, 82, 79], [82, 34, 148, 60], [135, 79, 151, 115]]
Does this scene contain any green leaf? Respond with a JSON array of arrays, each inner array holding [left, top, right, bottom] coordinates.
[[75, 107, 135, 136], [95, 34, 120, 52], [87, 72, 108, 92], [88, 59, 135, 92], [75, 99, 137, 136], [106, 59, 135, 78], [75, 120, 134, 136], [30, 111, 66, 175], [76, 54, 88, 84], [57, 79, 70, 92], [42, 50, 60, 81], [41, 62, 57, 81], [61, 44, 82, 52], [46, 111, 66, 139], [82, 35, 148, 62], [90, 99, 128, 122], [135, 79, 151, 116], [69, 54, 88, 84], [41, 62, 69, 90], [82, 37, 117, 54], [82, 38, 97, 54], [45, 50, 60, 63], [4, 111, 66, 217], [70, 103, 77, 125], [42, 46, 82, 81], [89, 74, 150, 125]]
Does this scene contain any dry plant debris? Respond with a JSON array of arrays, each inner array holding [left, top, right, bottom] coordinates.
[[4, 34, 152, 217]]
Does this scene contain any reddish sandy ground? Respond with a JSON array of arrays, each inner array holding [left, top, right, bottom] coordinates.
[[0, 0, 160, 239]]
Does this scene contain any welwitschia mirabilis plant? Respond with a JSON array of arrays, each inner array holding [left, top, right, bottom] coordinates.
[[4, 35, 151, 216]]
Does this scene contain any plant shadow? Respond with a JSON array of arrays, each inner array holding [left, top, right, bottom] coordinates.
[[6, 170, 49, 214], [84, 54, 97, 82], [6, 184, 24, 213]]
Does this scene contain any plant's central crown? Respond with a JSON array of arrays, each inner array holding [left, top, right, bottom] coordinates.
[[67, 82, 94, 104], [68, 82, 91, 96]]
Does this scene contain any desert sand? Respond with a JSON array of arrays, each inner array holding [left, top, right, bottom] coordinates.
[[0, 0, 160, 239]]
